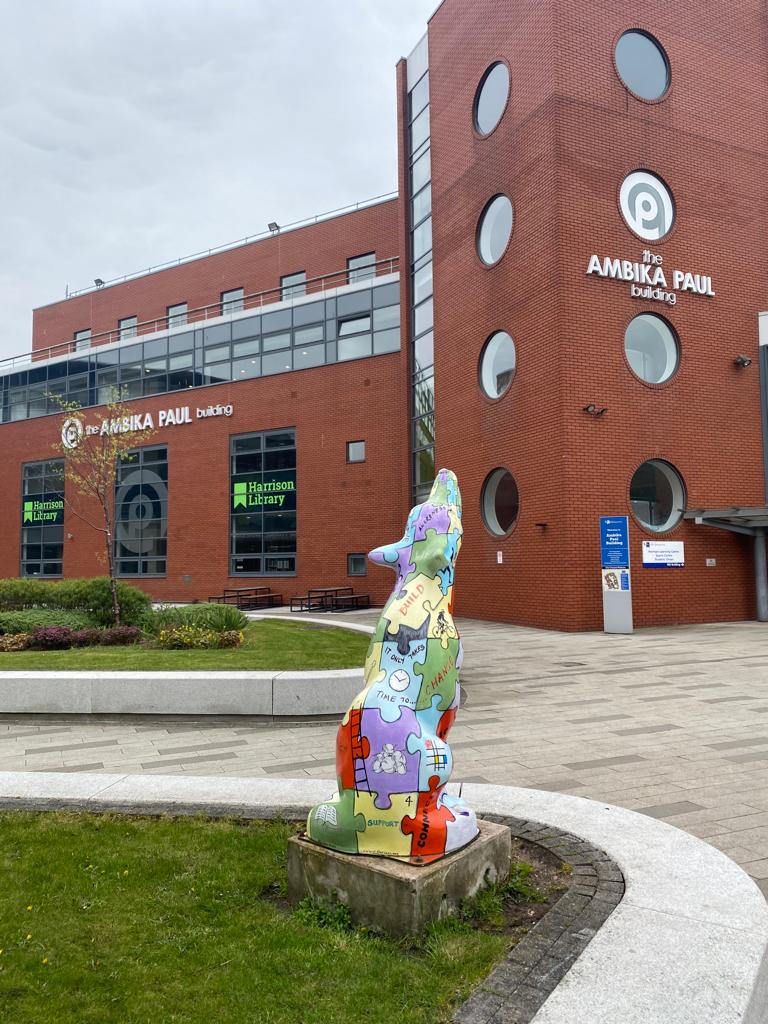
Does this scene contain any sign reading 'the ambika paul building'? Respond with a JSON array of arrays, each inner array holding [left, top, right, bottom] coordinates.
[[586, 250, 715, 308]]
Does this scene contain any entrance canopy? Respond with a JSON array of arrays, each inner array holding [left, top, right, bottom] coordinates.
[[684, 507, 768, 620], [684, 506, 768, 536]]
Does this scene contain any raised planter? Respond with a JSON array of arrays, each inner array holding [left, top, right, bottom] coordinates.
[[0, 668, 365, 717]]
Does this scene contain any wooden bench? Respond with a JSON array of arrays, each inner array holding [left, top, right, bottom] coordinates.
[[330, 593, 371, 611], [290, 587, 354, 612], [208, 587, 282, 610]]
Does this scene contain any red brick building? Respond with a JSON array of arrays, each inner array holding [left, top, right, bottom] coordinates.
[[2, 0, 766, 629]]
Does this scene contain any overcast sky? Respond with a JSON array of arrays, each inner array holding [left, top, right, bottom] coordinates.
[[0, 0, 436, 360]]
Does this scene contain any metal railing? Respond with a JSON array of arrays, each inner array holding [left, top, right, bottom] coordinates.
[[1, 257, 399, 374], [63, 191, 399, 299]]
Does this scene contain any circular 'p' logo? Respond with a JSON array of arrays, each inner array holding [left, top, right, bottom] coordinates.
[[61, 417, 84, 449], [619, 170, 675, 241]]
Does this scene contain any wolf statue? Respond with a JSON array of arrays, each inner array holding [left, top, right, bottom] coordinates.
[[306, 468, 478, 864]]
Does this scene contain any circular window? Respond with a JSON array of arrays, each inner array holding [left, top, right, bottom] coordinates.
[[477, 195, 513, 265], [629, 460, 685, 532], [615, 30, 670, 101], [479, 331, 516, 398], [481, 468, 520, 535], [619, 170, 675, 241], [624, 314, 679, 384], [474, 62, 510, 135]]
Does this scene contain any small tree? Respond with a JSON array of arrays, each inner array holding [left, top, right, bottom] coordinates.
[[51, 390, 156, 625]]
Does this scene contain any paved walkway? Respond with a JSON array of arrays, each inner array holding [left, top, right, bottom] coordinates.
[[3, 614, 768, 893]]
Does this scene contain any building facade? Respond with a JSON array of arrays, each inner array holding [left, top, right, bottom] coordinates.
[[1, 0, 766, 629]]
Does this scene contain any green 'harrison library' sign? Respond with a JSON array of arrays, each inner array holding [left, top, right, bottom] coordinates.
[[22, 493, 64, 525], [232, 473, 296, 510]]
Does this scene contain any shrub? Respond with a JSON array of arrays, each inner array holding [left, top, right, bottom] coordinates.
[[0, 577, 151, 626], [181, 604, 248, 632], [71, 628, 104, 648], [218, 630, 244, 649], [28, 627, 73, 651], [100, 626, 142, 647], [142, 603, 248, 636], [0, 609, 96, 635], [157, 626, 219, 650], [0, 633, 31, 652]]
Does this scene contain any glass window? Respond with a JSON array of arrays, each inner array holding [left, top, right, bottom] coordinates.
[[232, 315, 260, 340], [630, 460, 685, 532], [619, 170, 675, 241], [233, 338, 260, 358], [347, 440, 365, 463], [337, 290, 371, 317], [413, 263, 433, 305], [221, 288, 244, 315], [293, 345, 325, 370], [338, 336, 372, 362], [233, 356, 261, 379], [347, 252, 376, 284], [262, 350, 293, 375], [373, 282, 400, 308], [625, 314, 679, 384], [411, 186, 431, 227], [615, 31, 670, 101], [409, 73, 429, 121], [414, 298, 433, 337], [118, 316, 138, 341], [348, 553, 367, 576], [263, 333, 291, 352], [21, 459, 64, 577], [410, 106, 430, 154], [167, 303, 187, 328], [281, 271, 306, 300], [293, 301, 324, 327], [414, 331, 434, 375], [479, 331, 516, 399], [482, 468, 520, 536], [231, 429, 296, 575], [412, 216, 432, 261], [411, 149, 431, 195], [262, 308, 292, 333], [203, 323, 231, 346], [115, 446, 168, 576], [374, 329, 400, 354], [74, 328, 91, 351], [294, 325, 324, 345], [477, 195, 513, 265], [474, 62, 510, 135], [338, 315, 371, 337]]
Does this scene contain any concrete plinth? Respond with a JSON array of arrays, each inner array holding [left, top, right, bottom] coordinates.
[[287, 819, 512, 936]]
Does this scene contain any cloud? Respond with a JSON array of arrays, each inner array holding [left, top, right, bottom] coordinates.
[[0, 0, 435, 359]]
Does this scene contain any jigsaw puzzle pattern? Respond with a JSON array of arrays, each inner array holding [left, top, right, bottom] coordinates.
[[307, 469, 478, 863]]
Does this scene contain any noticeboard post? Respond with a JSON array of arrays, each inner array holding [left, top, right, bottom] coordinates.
[[600, 516, 634, 634]]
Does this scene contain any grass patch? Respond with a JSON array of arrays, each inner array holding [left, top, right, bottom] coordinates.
[[0, 812, 516, 1024], [0, 619, 368, 671]]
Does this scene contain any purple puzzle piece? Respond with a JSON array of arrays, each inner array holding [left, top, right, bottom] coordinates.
[[359, 706, 421, 809], [413, 503, 451, 541]]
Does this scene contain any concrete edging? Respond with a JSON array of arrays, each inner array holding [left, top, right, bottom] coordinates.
[[0, 772, 764, 1023], [0, 668, 365, 717]]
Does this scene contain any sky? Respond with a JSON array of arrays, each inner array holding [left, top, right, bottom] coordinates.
[[0, 0, 436, 360]]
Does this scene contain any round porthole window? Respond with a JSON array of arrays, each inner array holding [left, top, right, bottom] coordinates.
[[474, 62, 510, 135], [479, 331, 516, 399], [629, 460, 685, 532], [615, 30, 670, 101], [481, 468, 520, 535], [477, 195, 513, 266], [624, 314, 679, 384], [619, 170, 675, 242]]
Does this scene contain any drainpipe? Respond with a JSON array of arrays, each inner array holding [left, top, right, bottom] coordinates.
[[755, 529, 768, 623]]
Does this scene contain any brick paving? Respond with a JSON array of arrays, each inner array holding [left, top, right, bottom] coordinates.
[[3, 615, 768, 894]]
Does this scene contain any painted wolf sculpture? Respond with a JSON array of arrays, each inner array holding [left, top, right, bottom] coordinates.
[[307, 469, 478, 863]]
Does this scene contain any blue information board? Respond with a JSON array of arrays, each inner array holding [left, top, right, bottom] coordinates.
[[600, 516, 630, 570]]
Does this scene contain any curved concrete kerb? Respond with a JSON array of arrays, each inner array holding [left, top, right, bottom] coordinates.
[[0, 773, 764, 1023]]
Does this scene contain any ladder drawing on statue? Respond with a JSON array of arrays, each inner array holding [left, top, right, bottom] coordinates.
[[349, 707, 371, 793]]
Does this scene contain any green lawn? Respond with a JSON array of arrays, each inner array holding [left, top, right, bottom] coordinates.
[[0, 620, 368, 671], [0, 813, 511, 1024]]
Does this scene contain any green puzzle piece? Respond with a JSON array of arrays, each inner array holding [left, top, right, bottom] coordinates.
[[306, 787, 366, 855], [414, 637, 461, 712]]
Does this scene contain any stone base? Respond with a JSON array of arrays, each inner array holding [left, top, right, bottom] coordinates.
[[287, 819, 512, 936]]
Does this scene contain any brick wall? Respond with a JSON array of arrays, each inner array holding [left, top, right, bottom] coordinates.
[[426, 0, 767, 629], [31, 200, 400, 352]]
